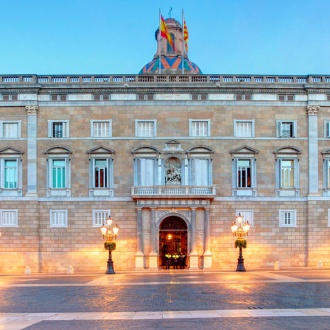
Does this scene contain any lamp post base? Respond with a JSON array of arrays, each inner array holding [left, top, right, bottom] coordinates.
[[236, 256, 246, 272], [236, 246, 246, 272], [105, 249, 115, 274]]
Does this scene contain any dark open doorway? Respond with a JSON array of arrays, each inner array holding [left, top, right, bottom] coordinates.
[[159, 216, 188, 269]]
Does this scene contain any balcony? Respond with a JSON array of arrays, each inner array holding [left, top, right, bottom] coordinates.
[[131, 185, 216, 200]]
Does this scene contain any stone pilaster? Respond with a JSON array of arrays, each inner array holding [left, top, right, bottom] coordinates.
[[203, 207, 212, 269], [135, 208, 144, 269], [148, 207, 158, 269], [307, 105, 320, 195], [25, 105, 38, 197], [189, 207, 198, 269]]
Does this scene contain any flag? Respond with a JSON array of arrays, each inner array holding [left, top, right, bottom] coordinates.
[[183, 19, 189, 53], [160, 15, 175, 51]]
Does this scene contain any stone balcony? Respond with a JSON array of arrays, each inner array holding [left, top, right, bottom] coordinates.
[[131, 185, 216, 200]]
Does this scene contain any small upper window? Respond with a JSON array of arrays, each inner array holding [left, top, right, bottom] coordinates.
[[189, 120, 210, 137], [0, 209, 18, 227], [279, 210, 296, 227], [234, 120, 254, 138], [324, 121, 330, 138], [0, 121, 21, 139], [91, 120, 112, 138], [50, 210, 68, 228], [92, 210, 110, 227], [48, 121, 69, 138], [276, 120, 297, 138], [135, 120, 157, 137]]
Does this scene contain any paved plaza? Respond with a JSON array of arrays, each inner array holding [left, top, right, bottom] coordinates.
[[1, 268, 330, 329]]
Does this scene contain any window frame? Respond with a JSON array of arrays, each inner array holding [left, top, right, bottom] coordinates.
[[189, 119, 211, 137], [189, 158, 212, 186], [324, 120, 330, 138], [0, 121, 21, 139], [50, 210, 68, 228], [236, 210, 254, 227], [48, 120, 70, 138], [90, 120, 112, 138], [276, 120, 297, 138], [135, 120, 157, 138], [279, 209, 297, 227], [92, 210, 110, 227], [234, 120, 255, 138], [0, 209, 18, 227]]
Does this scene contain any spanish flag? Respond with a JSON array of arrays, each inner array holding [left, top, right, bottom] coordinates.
[[160, 15, 175, 51], [183, 19, 189, 54]]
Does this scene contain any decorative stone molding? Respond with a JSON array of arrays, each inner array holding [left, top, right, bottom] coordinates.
[[25, 105, 38, 115], [307, 105, 320, 115]]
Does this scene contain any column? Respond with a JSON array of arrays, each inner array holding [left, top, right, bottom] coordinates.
[[203, 207, 212, 268], [25, 105, 38, 197], [307, 105, 320, 195], [189, 207, 198, 269], [148, 207, 158, 269], [135, 207, 144, 269]]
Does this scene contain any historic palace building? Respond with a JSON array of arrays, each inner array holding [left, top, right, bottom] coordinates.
[[0, 17, 330, 273]]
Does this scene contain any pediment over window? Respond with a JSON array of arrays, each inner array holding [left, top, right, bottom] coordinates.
[[230, 145, 259, 155], [0, 147, 24, 155], [273, 146, 301, 155], [321, 148, 330, 155], [44, 146, 72, 155], [132, 145, 160, 156], [163, 140, 183, 152], [187, 145, 214, 156], [87, 146, 115, 155]]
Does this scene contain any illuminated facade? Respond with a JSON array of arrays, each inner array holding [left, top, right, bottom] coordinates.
[[0, 18, 330, 273]]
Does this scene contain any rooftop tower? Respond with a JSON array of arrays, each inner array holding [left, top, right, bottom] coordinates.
[[139, 17, 202, 75]]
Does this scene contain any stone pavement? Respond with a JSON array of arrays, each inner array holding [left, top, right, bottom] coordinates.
[[1, 268, 330, 329]]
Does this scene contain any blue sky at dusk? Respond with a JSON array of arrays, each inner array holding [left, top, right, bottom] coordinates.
[[1, 0, 329, 75]]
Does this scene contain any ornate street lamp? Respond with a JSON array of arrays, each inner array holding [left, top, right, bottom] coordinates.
[[101, 216, 119, 274], [231, 213, 250, 272]]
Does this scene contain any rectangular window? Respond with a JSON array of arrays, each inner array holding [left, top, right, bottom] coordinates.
[[190, 159, 210, 186], [236, 210, 254, 227], [135, 120, 156, 137], [51, 159, 66, 188], [279, 210, 296, 227], [48, 121, 69, 138], [0, 210, 18, 227], [1, 122, 20, 138], [324, 159, 330, 189], [50, 210, 68, 228], [136, 158, 156, 186], [94, 159, 108, 188], [91, 120, 111, 138], [189, 120, 210, 137], [325, 121, 330, 138], [237, 159, 251, 188], [280, 159, 294, 188], [234, 120, 254, 137], [277, 120, 297, 138], [4, 160, 18, 189], [92, 210, 110, 227]]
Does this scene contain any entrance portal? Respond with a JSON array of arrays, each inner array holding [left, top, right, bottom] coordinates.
[[159, 216, 188, 269]]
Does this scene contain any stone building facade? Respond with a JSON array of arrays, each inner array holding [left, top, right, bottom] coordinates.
[[0, 18, 330, 273]]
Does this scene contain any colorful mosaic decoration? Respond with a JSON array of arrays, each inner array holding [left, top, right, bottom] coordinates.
[[139, 56, 202, 74]]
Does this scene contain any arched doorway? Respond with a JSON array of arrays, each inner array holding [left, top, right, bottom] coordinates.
[[159, 216, 188, 269]]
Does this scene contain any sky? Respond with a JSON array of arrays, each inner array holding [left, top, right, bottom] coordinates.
[[1, 0, 330, 75]]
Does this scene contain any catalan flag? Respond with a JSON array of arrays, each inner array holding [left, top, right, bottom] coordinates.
[[183, 19, 189, 54], [160, 15, 175, 51]]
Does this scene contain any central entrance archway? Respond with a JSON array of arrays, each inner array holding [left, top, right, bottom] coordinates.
[[159, 216, 188, 269]]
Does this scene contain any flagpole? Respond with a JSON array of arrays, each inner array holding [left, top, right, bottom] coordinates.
[[182, 9, 184, 74], [158, 9, 161, 74]]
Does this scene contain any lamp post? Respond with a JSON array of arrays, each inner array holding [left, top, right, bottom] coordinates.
[[231, 213, 250, 272], [101, 216, 119, 274]]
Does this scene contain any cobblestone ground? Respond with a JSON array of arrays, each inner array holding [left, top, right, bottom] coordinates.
[[1, 269, 330, 329]]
